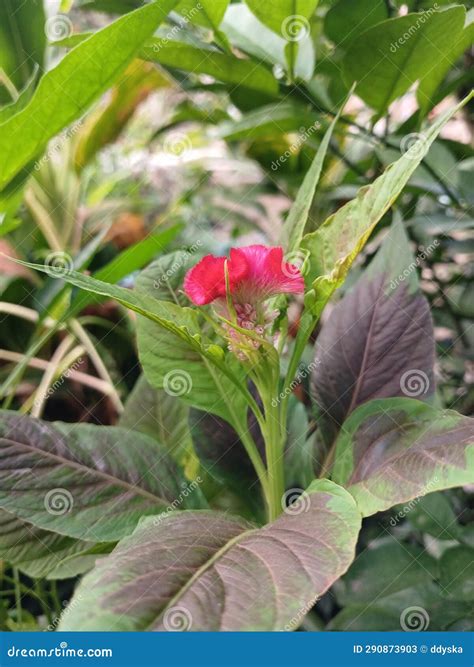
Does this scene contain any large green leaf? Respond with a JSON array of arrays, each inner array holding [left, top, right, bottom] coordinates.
[[324, 0, 388, 47], [342, 7, 467, 115], [332, 398, 474, 517], [59, 480, 361, 631], [310, 220, 435, 447], [0, 0, 179, 189], [0, 411, 201, 542], [0, 0, 45, 104], [301, 92, 473, 311], [141, 40, 278, 96]]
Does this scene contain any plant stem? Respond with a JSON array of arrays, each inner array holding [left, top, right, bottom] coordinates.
[[12, 567, 22, 627], [264, 400, 285, 522]]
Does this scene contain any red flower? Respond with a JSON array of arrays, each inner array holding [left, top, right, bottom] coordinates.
[[184, 245, 304, 306]]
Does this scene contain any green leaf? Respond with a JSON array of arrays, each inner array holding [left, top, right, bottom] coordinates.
[[0, 0, 180, 189], [222, 4, 315, 81], [0, 510, 99, 580], [280, 88, 352, 253], [0, 411, 201, 541], [175, 0, 229, 32], [119, 375, 197, 476], [59, 480, 361, 631], [0, 0, 45, 104], [332, 398, 474, 517], [310, 219, 435, 447], [342, 7, 467, 115], [439, 546, 474, 601], [417, 8, 474, 116], [324, 0, 388, 47], [334, 542, 437, 607], [0, 67, 39, 124], [141, 40, 278, 96], [301, 92, 473, 310], [219, 102, 320, 141], [284, 398, 314, 489], [244, 0, 319, 39]]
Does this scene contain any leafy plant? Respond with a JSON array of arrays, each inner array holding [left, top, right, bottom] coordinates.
[[0, 0, 472, 633]]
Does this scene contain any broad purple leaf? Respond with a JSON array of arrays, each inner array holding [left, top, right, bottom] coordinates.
[[311, 221, 435, 446], [59, 480, 361, 631], [0, 410, 202, 542], [332, 398, 474, 517]]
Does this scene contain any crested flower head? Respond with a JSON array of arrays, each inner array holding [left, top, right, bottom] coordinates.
[[184, 245, 304, 306], [184, 245, 304, 360]]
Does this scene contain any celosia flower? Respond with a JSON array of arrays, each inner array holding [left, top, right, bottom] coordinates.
[[184, 245, 304, 358]]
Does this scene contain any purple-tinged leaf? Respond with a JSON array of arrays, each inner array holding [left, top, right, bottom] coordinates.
[[332, 398, 474, 517], [59, 480, 361, 631], [311, 220, 435, 447], [0, 411, 202, 542]]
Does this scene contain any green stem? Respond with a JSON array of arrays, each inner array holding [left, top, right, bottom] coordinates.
[[12, 567, 22, 627], [264, 400, 285, 522]]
